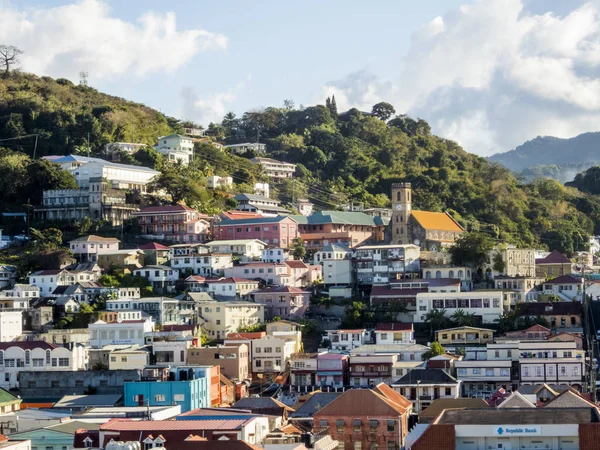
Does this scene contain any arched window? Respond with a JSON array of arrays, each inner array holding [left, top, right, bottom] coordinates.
[[46, 349, 51, 365], [397, 191, 401, 201], [25, 350, 30, 366], [435, 270, 442, 279], [449, 270, 454, 278], [0, 350, 4, 366], [458, 270, 464, 278], [425, 271, 431, 279]]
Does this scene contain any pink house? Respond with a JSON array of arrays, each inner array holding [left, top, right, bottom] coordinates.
[[251, 286, 310, 320], [213, 216, 299, 248], [133, 205, 210, 243], [317, 352, 349, 388]]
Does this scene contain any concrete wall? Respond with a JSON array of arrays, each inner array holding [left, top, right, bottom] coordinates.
[[18, 369, 141, 398]]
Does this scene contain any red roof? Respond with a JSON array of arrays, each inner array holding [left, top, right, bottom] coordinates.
[[139, 242, 170, 250], [375, 323, 413, 331], [255, 286, 308, 294], [226, 332, 266, 340], [0, 341, 57, 351], [206, 277, 258, 284], [536, 250, 572, 265], [285, 260, 308, 269], [370, 286, 427, 297], [411, 424, 456, 450], [136, 205, 196, 214], [544, 274, 582, 284], [101, 418, 251, 431]]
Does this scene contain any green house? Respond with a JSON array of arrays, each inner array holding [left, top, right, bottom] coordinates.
[[9, 421, 100, 450]]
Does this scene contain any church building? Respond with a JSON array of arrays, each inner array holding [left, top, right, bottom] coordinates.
[[391, 182, 464, 251]]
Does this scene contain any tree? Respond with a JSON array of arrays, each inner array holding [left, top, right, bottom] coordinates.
[[449, 232, 495, 269], [330, 95, 338, 116], [422, 342, 445, 360], [371, 102, 396, 121], [29, 228, 63, 253], [0, 45, 23, 76], [451, 309, 477, 327], [492, 252, 506, 274], [424, 309, 449, 339], [289, 237, 306, 260]]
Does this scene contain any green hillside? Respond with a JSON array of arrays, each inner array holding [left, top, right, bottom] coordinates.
[[0, 72, 599, 255]]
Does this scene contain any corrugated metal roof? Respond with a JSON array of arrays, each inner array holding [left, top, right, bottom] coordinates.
[[101, 418, 251, 431], [410, 210, 464, 232]]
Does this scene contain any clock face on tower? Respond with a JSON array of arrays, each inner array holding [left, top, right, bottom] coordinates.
[[396, 204, 403, 210]]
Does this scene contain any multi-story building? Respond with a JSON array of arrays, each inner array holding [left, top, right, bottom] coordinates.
[[494, 275, 544, 303], [213, 216, 299, 247], [151, 338, 191, 367], [169, 244, 232, 276], [224, 142, 266, 155], [261, 247, 289, 263], [200, 301, 264, 340], [251, 335, 296, 375], [542, 274, 583, 301], [106, 297, 196, 326], [139, 242, 170, 265], [325, 329, 369, 352], [391, 368, 461, 413], [374, 323, 415, 344], [289, 353, 318, 389], [436, 326, 495, 346], [96, 248, 145, 270], [206, 175, 233, 189], [134, 205, 210, 243], [132, 265, 180, 294], [516, 301, 582, 330], [355, 243, 420, 285], [422, 266, 472, 291], [352, 343, 428, 363], [501, 324, 551, 340], [455, 359, 513, 397], [0, 311, 23, 342], [250, 157, 296, 179], [518, 341, 585, 387], [28, 269, 100, 296], [205, 278, 260, 300], [68, 235, 120, 262], [124, 366, 210, 412], [108, 346, 150, 370], [313, 386, 412, 450], [487, 247, 536, 277], [251, 286, 310, 320], [317, 352, 348, 388], [187, 344, 249, 380], [1, 284, 40, 299], [62, 156, 159, 190], [234, 193, 289, 216], [154, 134, 194, 164], [0, 341, 88, 389], [0, 265, 17, 290], [204, 239, 267, 259], [89, 314, 154, 348], [293, 211, 388, 251], [415, 291, 504, 324], [535, 250, 573, 277]]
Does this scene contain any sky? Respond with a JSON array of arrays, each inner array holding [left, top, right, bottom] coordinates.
[[1, 0, 599, 156]]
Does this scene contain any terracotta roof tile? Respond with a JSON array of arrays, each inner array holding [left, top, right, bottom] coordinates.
[[411, 211, 464, 233], [411, 424, 456, 450]]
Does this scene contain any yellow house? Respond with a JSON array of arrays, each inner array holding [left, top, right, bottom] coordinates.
[[97, 249, 145, 270], [436, 326, 494, 346]]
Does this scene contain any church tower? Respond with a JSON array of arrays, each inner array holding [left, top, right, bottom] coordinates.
[[391, 182, 411, 244]]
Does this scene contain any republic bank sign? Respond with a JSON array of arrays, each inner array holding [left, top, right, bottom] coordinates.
[[493, 426, 541, 436]]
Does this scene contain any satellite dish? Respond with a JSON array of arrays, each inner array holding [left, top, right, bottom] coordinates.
[[413, 239, 420, 246]]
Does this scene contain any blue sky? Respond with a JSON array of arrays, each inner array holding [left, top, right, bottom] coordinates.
[[2, 0, 599, 155]]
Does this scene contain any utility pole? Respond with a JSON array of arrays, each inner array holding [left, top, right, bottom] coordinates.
[[33, 134, 38, 159]]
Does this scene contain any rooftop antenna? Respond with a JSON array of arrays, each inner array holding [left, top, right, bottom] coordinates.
[[79, 71, 88, 86]]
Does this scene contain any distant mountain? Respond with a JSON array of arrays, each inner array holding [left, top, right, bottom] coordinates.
[[488, 132, 600, 181]]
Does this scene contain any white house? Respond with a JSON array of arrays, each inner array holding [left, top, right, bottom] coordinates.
[[391, 368, 461, 413], [0, 265, 17, 290], [108, 346, 150, 370], [250, 157, 296, 179], [374, 323, 415, 344], [205, 278, 260, 299], [518, 341, 585, 387], [28, 269, 100, 296], [0, 341, 88, 389], [207, 175, 233, 190], [154, 134, 194, 165], [261, 248, 289, 264], [169, 249, 233, 277], [224, 142, 266, 155], [415, 291, 504, 324], [0, 311, 22, 342], [133, 266, 179, 293], [69, 235, 120, 262], [325, 329, 369, 352], [204, 239, 267, 260], [89, 316, 155, 348], [105, 142, 146, 155], [541, 274, 583, 301], [70, 160, 159, 190], [2, 284, 40, 299], [252, 334, 296, 374], [234, 193, 289, 216]]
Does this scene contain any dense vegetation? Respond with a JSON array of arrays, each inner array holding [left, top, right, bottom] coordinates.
[[1, 72, 600, 255]]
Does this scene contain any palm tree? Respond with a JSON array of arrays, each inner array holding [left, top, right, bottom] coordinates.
[[451, 309, 478, 327], [424, 308, 449, 339]]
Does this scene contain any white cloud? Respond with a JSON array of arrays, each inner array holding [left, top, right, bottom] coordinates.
[[181, 78, 249, 125], [0, 0, 227, 80], [322, 0, 600, 156]]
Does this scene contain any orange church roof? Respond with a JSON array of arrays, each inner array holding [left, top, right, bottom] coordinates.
[[411, 211, 464, 233]]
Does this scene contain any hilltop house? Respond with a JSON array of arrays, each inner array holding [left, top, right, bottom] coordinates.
[[154, 134, 194, 164]]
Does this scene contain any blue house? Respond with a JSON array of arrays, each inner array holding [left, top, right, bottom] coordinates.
[[124, 366, 210, 412]]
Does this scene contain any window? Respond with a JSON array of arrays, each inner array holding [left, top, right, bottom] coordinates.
[[387, 442, 395, 450], [353, 419, 362, 432], [445, 387, 451, 395], [573, 366, 580, 376], [25, 350, 30, 365], [354, 443, 362, 450], [58, 358, 69, 367], [154, 394, 166, 402], [370, 420, 379, 432], [386, 420, 395, 432], [319, 419, 328, 427], [256, 360, 262, 367], [336, 419, 345, 433], [457, 368, 467, 376], [472, 368, 481, 375]]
